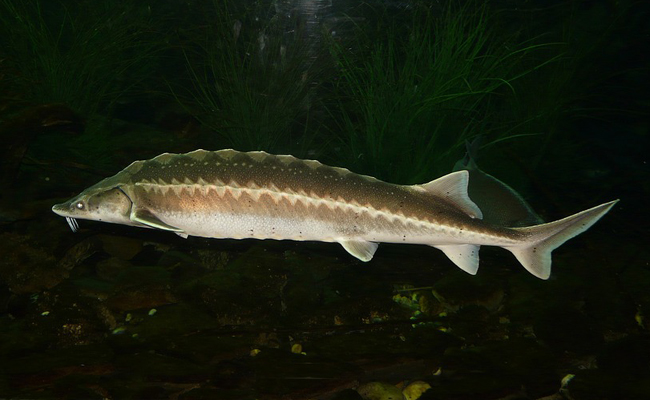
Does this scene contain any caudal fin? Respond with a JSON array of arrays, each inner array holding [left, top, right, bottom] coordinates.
[[504, 200, 618, 279]]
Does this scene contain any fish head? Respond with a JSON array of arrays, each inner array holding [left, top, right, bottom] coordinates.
[[52, 186, 133, 232]]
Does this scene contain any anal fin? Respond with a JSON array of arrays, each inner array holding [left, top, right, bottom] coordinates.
[[434, 244, 480, 275], [340, 240, 379, 262]]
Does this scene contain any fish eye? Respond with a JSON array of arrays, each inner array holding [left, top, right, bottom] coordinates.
[[74, 201, 85, 210]]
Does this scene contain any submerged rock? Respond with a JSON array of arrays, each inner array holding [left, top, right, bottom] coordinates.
[[357, 381, 405, 400], [96, 234, 143, 260], [0, 232, 91, 293], [431, 271, 504, 313], [402, 380, 431, 400], [533, 306, 603, 354]]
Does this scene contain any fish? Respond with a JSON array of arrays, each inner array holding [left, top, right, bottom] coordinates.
[[52, 149, 618, 279], [452, 137, 543, 227]]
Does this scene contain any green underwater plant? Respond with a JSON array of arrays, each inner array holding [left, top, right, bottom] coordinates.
[[0, 0, 157, 119], [499, 0, 649, 174], [328, 1, 562, 184], [0, 0, 163, 181], [173, 0, 326, 156]]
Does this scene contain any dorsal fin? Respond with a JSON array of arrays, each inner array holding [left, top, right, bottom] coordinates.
[[452, 137, 482, 172], [418, 171, 483, 219]]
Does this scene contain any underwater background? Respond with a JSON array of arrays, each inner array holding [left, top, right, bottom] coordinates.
[[0, 0, 648, 399]]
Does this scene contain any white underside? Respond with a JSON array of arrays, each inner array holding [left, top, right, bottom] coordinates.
[[159, 210, 519, 248]]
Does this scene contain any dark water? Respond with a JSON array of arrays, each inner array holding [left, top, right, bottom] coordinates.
[[0, 0, 648, 399]]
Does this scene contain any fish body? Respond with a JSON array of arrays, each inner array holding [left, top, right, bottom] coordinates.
[[52, 149, 617, 279]]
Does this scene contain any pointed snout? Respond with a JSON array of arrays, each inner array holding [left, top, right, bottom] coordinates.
[[52, 201, 72, 217]]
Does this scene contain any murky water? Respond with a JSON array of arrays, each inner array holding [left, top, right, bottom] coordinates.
[[0, 1, 648, 399]]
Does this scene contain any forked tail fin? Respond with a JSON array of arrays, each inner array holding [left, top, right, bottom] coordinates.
[[504, 200, 618, 279]]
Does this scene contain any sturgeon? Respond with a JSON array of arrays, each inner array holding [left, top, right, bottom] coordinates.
[[52, 149, 617, 279], [452, 137, 544, 227]]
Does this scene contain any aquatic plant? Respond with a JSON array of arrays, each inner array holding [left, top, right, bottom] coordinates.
[[0, 0, 164, 180], [0, 0, 158, 118], [174, 0, 327, 156], [328, 2, 561, 184], [501, 1, 649, 173]]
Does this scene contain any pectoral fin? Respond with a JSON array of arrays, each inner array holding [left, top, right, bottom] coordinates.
[[340, 240, 379, 262], [130, 207, 183, 232]]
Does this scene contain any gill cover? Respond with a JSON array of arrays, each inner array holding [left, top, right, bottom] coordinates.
[[86, 187, 133, 222]]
